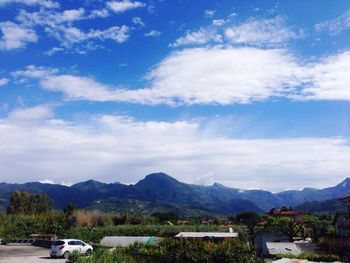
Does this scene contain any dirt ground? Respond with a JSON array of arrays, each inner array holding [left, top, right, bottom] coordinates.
[[0, 245, 66, 263]]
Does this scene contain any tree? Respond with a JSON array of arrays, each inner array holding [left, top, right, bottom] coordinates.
[[235, 212, 262, 245], [269, 217, 304, 242], [6, 191, 52, 215]]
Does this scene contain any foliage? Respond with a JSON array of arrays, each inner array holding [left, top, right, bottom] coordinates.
[[319, 236, 350, 258], [267, 217, 304, 242], [68, 250, 82, 262], [124, 238, 262, 263], [276, 252, 341, 262], [6, 191, 53, 215], [235, 212, 262, 245], [303, 214, 330, 242], [76, 248, 128, 263]]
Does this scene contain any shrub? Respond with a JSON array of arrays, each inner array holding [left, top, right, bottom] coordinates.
[[68, 250, 81, 262], [276, 252, 341, 262], [124, 238, 262, 263], [76, 248, 128, 263]]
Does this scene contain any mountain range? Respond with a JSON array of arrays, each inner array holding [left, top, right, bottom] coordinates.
[[0, 173, 349, 216]]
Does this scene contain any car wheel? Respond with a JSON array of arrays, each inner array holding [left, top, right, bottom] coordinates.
[[86, 249, 92, 255], [63, 251, 69, 259]]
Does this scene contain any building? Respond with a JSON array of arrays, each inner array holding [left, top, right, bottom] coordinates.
[[100, 236, 162, 247], [175, 232, 239, 239], [268, 208, 304, 222]]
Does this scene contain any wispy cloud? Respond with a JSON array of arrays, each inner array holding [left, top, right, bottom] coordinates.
[[0, 78, 9, 86], [315, 9, 350, 35], [170, 28, 222, 47], [171, 16, 303, 48], [132, 16, 145, 27], [144, 30, 161, 37], [204, 9, 215, 18], [224, 16, 303, 46], [0, 0, 59, 8], [16, 8, 129, 53]]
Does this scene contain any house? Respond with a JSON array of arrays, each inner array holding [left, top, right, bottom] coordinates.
[[268, 208, 304, 222]]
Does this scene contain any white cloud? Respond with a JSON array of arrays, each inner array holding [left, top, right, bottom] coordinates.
[[171, 16, 302, 48], [132, 17, 144, 27], [13, 46, 350, 105], [170, 28, 222, 47], [299, 51, 350, 101], [204, 9, 215, 18], [107, 0, 145, 13], [0, 78, 9, 86], [44, 47, 64, 56], [0, 21, 38, 50], [89, 9, 110, 19], [16, 8, 129, 53], [0, 107, 350, 191], [212, 19, 228, 27], [135, 47, 304, 105], [0, 0, 59, 8], [315, 9, 350, 35], [56, 8, 85, 23], [224, 16, 303, 46], [43, 25, 129, 51], [144, 30, 161, 37], [7, 105, 53, 121]]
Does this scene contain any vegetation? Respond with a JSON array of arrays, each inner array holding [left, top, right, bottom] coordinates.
[[234, 212, 262, 245], [1, 190, 348, 262], [68, 239, 261, 263], [267, 217, 304, 242], [6, 191, 52, 215], [275, 252, 341, 262]]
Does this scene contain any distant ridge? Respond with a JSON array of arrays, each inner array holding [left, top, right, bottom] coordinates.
[[0, 173, 349, 215]]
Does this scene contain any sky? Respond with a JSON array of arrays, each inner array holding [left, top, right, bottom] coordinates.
[[0, 0, 350, 192]]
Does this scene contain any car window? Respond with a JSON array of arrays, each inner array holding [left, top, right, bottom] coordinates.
[[76, 241, 85, 246], [53, 241, 65, 246], [68, 241, 76, 245]]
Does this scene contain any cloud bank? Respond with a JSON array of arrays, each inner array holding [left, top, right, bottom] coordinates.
[[1, 105, 350, 191], [12, 47, 350, 105]]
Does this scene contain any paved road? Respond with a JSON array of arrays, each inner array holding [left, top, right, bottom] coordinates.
[[0, 245, 66, 263]]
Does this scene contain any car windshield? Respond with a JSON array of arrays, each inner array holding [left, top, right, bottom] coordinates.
[[52, 241, 65, 246]]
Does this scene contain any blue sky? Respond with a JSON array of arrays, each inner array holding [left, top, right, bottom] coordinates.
[[0, 0, 350, 191]]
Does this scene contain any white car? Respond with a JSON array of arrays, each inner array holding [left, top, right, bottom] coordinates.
[[50, 239, 93, 258]]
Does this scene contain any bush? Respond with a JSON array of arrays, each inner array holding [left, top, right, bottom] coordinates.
[[76, 248, 127, 263], [124, 238, 262, 263], [68, 250, 81, 262], [276, 252, 341, 262]]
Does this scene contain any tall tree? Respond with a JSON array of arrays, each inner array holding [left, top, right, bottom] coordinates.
[[6, 191, 52, 215], [268, 217, 304, 242], [235, 212, 262, 246]]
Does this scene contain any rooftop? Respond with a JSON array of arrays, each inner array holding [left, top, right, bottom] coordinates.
[[175, 232, 239, 238]]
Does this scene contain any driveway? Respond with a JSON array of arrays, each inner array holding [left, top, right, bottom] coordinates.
[[0, 245, 66, 263]]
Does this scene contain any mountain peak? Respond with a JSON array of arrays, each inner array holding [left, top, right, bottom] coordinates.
[[339, 177, 350, 188], [212, 182, 226, 188], [135, 173, 181, 189], [144, 172, 178, 182], [71, 179, 104, 189]]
